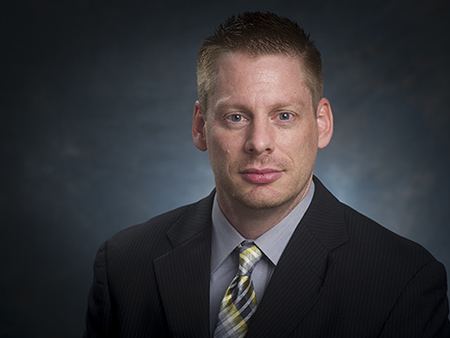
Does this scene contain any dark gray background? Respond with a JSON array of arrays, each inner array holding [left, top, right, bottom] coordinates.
[[1, 0, 449, 337]]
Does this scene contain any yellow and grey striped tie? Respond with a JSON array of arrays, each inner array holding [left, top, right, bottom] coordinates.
[[214, 243, 263, 338]]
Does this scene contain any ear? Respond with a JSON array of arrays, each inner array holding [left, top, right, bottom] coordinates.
[[192, 101, 208, 151], [316, 98, 333, 149]]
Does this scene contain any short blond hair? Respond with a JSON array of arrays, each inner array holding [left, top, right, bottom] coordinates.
[[197, 12, 323, 112]]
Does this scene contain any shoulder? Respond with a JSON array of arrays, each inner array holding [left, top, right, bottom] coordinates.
[[335, 202, 447, 307], [312, 176, 437, 267], [342, 203, 436, 266], [308, 177, 449, 335], [312, 177, 443, 281], [110, 203, 193, 245], [101, 191, 215, 263]]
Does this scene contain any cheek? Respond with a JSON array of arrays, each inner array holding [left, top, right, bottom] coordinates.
[[282, 127, 318, 163], [207, 127, 241, 156], [206, 132, 234, 170], [300, 119, 319, 147]]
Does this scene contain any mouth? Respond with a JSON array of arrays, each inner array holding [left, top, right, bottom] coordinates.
[[239, 168, 283, 184]]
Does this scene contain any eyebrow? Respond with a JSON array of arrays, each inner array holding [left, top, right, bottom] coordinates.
[[214, 102, 247, 112], [213, 100, 306, 113]]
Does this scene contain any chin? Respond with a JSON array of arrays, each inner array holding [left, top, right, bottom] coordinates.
[[238, 191, 296, 210]]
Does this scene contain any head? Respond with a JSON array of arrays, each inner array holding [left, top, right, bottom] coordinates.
[[197, 11, 323, 114], [192, 13, 333, 227]]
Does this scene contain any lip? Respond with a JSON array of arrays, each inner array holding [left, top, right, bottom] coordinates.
[[240, 168, 283, 184]]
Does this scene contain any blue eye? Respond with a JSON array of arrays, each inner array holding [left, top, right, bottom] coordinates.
[[278, 112, 292, 120], [229, 114, 243, 122]]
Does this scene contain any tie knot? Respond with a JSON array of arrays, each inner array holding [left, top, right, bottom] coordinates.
[[237, 243, 262, 276]]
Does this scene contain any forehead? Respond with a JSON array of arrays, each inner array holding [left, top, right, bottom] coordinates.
[[209, 52, 311, 109], [217, 52, 303, 79]]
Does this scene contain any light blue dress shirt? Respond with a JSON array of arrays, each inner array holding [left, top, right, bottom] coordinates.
[[209, 181, 315, 335]]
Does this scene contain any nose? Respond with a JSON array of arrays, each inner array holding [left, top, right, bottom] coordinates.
[[244, 117, 275, 155]]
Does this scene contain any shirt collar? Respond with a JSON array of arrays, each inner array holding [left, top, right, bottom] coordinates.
[[210, 181, 315, 274]]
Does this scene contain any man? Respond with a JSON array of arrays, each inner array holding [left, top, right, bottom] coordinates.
[[84, 12, 450, 337]]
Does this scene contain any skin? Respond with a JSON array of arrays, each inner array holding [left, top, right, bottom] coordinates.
[[193, 52, 333, 239]]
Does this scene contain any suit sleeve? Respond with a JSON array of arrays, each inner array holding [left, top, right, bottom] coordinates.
[[380, 258, 450, 337], [84, 241, 117, 338]]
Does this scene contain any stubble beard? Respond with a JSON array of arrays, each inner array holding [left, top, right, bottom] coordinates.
[[229, 179, 309, 211]]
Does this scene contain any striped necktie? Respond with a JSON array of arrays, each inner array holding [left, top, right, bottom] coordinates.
[[214, 243, 263, 338]]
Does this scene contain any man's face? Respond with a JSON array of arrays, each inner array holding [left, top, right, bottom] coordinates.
[[193, 52, 332, 213]]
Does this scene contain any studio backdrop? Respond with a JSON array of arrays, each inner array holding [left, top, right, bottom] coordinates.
[[1, 0, 449, 337]]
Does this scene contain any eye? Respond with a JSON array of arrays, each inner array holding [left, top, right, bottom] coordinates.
[[227, 114, 243, 122], [278, 112, 292, 121]]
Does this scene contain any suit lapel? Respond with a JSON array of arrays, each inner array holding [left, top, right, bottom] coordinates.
[[246, 177, 348, 337], [154, 193, 214, 338]]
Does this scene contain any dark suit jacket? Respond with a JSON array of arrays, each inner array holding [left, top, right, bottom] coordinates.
[[84, 177, 450, 337]]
